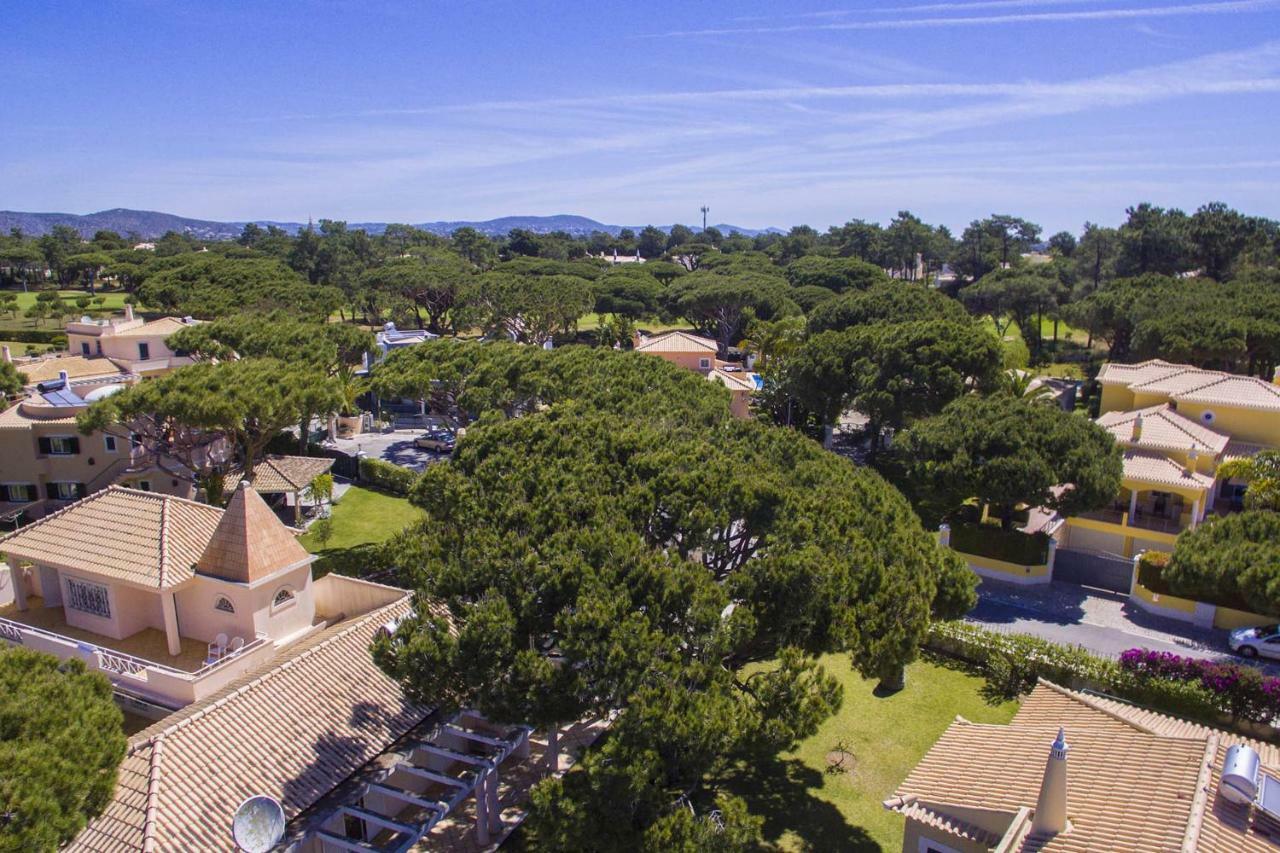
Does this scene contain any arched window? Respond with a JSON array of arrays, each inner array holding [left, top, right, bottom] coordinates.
[[214, 596, 235, 614], [272, 587, 295, 609]]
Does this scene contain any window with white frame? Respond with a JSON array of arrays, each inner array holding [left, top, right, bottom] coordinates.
[[698, 357, 711, 369], [103, 435, 117, 453], [66, 578, 111, 619], [137, 480, 152, 492], [272, 587, 295, 609], [214, 596, 235, 613]]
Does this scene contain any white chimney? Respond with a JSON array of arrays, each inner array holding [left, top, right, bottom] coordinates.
[[1, 346, 10, 364], [1031, 728, 1069, 836], [124, 303, 135, 321]]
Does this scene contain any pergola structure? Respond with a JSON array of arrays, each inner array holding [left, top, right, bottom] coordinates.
[[228, 455, 336, 524]]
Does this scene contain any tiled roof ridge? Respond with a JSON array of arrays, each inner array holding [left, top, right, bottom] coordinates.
[[1032, 680, 1208, 741], [0, 484, 127, 546], [1114, 403, 1227, 450], [138, 596, 409, 748], [141, 739, 162, 853], [156, 495, 173, 588], [1181, 734, 1219, 853]]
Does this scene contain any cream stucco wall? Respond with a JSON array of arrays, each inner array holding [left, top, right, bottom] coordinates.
[[58, 572, 163, 640], [1175, 402, 1280, 448], [643, 350, 714, 372]]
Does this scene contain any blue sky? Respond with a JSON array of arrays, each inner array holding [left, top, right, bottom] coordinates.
[[4, 0, 1280, 234]]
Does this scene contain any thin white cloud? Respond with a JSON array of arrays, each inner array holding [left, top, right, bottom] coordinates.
[[652, 0, 1280, 38]]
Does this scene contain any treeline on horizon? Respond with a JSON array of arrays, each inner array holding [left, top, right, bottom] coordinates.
[[1, 199, 1278, 377]]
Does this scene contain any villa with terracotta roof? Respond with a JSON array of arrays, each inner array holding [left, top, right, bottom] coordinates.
[[633, 330, 760, 418], [62, 304, 199, 376], [0, 478, 591, 852], [1056, 359, 1280, 561], [888, 679, 1280, 852], [0, 482, 397, 710]]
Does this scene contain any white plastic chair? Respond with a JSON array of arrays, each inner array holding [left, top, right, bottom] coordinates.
[[207, 633, 228, 662], [227, 636, 245, 656]]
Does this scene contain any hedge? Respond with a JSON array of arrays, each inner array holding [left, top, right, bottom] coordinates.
[[949, 522, 1049, 565], [0, 329, 68, 345], [926, 621, 1243, 728], [1137, 550, 1257, 614], [359, 457, 419, 496]]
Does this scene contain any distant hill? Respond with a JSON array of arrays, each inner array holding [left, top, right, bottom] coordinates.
[[0, 208, 782, 240]]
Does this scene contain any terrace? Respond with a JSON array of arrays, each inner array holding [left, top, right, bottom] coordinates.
[[0, 593, 275, 708]]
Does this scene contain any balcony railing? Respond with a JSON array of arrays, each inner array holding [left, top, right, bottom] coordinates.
[[0, 616, 270, 707], [1127, 512, 1187, 534], [1078, 507, 1127, 525]]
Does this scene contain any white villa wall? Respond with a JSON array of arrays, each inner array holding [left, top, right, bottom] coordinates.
[[59, 572, 162, 640], [176, 578, 257, 645], [249, 564, 315, 641]]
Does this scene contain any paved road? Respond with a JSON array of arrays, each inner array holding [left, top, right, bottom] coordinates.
[[968, 579, 1280, 675], [968, 597, 1233, 660]]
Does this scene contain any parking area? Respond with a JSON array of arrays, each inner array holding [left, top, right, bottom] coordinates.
[[329, 429, 450, 473]]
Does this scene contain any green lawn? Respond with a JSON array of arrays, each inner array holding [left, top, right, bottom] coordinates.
[[300, 485, 423, 575], [722, 656, 1017, 852], [0, 290, 131, 333], [576, 312, 690, 334]]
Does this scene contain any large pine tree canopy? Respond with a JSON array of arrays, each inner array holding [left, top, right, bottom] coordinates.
[[0, 649, 126, 852], [369, 341, 974, 848]]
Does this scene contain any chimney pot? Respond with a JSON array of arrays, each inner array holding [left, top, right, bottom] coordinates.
[[239, 480, 252, 490], [1031, 727, 1069, 836]]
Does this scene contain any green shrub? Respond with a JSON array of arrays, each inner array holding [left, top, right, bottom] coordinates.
[[0, 329, 68, 345], [949, 522, 1049, 565], [359, 457, 419, 496], [927, 621, 1226, 726], [1139, 548, 1259, 614]]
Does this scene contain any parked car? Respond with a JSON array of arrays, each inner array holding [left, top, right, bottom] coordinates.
[[414, 428, 456, 453], [1228, 625, 1280, 659]]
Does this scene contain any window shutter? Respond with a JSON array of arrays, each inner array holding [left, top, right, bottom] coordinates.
[[22, 485, 35, 502], [76, 483, 88, 498], [68, 437, 80, 455], [37, 437, 52, 455], [45, 483, 57, 499]]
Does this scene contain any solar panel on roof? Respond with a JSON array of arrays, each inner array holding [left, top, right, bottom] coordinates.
[[41, 387, 85, 407], [1258, 774, 1280, 820]]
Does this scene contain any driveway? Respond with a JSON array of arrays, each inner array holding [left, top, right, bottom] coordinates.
[[329, 429, 449, 473], [970, 578, 1280, 674]]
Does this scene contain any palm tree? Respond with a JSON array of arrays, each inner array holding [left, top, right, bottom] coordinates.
[[997, 369, 1056, 403], [1218, 450, 1280, 511], [738, 314, 805, 374]]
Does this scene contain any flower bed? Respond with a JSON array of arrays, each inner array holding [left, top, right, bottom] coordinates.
[[926, 622, 1263, 729], [1119, 648, 1280, 724]]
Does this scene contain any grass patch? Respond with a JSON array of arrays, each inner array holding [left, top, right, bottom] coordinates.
[[721, 656, 1017, 852], [300, 485, 423, 576], [0, 290, 132, 333]]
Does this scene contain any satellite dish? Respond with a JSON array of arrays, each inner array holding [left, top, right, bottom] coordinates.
[[231, 795, 285, 853]]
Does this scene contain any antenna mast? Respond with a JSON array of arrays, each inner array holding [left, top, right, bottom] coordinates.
[[700, 205, 709, 232]]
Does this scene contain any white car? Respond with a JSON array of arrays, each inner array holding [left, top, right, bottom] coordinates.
[[1229, 625, 1280, 660]]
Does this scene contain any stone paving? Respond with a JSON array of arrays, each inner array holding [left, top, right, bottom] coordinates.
[[976, 577, 1228, 654]]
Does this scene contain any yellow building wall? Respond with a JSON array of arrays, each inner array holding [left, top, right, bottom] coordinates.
[[1214, 606, 1278, 630], [1175, 402, 1280, 448], [1132, 579, 1198, 614], [1099, 384, 1134, 414], [961, 552, 1051, 581]]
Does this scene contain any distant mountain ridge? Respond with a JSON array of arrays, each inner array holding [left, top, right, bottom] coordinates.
[[0, 208, 782, 240]]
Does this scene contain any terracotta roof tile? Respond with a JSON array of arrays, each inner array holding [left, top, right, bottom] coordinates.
[[0, 487, 223, 589], [709, 368, 756, 393], [891, 682, 1280, 853], [227, 455, 335, 494], [1098, 359, 1280, 411], [69, 595, 434, 853], [194, 482, 313, 584], [634, 330, 718, 354], [1096, 404, 1229, 455], [1121, 449, 1214, 491], [18, 355, 130, 384]]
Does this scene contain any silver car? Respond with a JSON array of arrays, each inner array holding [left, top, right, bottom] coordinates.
[[1229, 625, 1280, 659]]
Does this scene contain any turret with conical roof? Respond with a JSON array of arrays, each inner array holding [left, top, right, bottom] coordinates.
[[195, 481, 313, 584]]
